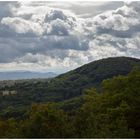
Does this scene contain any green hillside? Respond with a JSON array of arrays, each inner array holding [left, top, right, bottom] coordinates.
[[0, 57, 140, 116], [0, 65, 140, 138]]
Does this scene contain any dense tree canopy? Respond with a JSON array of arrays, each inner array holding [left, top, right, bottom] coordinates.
[[0, 68, 139, 138]]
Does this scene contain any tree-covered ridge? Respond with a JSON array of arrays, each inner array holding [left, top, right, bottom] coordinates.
[[0, 68, 140, 138], [0, 57, 140, 114], [75, 68, 140, 138]]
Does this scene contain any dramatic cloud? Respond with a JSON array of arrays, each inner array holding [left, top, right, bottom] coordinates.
[[0, 1, 140, 73]]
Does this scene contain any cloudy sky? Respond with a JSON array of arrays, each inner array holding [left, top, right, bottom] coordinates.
[[0, 1, 140, 73]]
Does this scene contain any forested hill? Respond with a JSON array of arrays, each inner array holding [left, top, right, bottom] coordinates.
[[50, 56, 140, 96], [0, 57, 140, 138], [0, 57, 140, 113], [56, 56, 140, 89]]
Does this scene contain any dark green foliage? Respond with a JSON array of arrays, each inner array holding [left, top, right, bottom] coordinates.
[[58, 96, 84, 111], [19, 103, 74, 138], [74, 68, 140, 138], [0, 68, 140, 138]]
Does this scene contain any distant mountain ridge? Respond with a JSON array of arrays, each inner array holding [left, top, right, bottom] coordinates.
[[0, 71, 57, 80]]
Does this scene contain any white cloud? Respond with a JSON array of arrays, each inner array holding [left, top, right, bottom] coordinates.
[[1, 17, 43, 35], [0, 1, 140, 72]]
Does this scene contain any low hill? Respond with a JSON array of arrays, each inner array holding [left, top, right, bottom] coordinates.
[[47, 56, 140, 98], [0, 57, 140, 114]]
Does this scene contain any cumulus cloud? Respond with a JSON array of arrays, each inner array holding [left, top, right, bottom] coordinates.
[[0, 1, 140, 72], [84, 1, 140, 60], [1, 17, 43, 35]]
